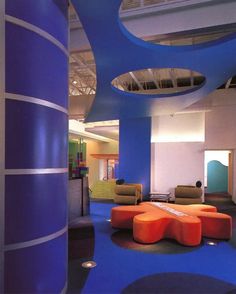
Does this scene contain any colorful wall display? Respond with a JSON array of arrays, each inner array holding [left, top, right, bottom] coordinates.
[[69, 139, 89, 178]]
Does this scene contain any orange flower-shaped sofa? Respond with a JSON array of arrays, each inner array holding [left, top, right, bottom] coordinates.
[[111, 202, 232, 246]]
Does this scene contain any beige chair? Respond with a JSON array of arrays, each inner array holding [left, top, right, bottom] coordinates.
[[114, 183, 142, 205], [174, 185, 202, 204]]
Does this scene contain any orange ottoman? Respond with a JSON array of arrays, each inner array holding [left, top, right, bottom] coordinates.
[[111, 202, 232, 246]]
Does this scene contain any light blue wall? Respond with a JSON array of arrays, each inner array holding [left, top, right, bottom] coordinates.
[[119, 117, 151, 198], [207, 160, 228, 193]]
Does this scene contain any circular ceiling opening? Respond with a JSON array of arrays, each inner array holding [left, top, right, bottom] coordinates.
[[111, 68, 205, 95], [119, 1, 236, 46]]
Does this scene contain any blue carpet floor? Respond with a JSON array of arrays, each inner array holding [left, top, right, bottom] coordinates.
[[68, 200, 236, 294]]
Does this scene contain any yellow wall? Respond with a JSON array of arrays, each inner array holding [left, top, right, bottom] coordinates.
[[86, 140, 118, 187]]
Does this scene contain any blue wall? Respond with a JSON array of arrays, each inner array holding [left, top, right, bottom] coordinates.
[[207, 160, 228, 193], [119, 117, 151, 198]]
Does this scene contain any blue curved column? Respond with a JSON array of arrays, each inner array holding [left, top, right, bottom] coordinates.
[[119, 118, 151, 198], [4, 1, 68, 292]]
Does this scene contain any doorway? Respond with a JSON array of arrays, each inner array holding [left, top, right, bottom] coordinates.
[[98, 158, 119, 180], [204, 150, 233, 195]]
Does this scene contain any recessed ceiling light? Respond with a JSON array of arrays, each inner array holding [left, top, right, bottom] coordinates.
[[72, 80, 77, 84], [81, 261, 97, 269], [206, 240, 217, 246], [85, 120, 119, 128]]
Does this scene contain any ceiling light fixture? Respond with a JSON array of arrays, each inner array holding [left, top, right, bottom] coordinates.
[[206, 240, 217, 246], [81, 261, 97, 269], [72, 80, 77, 84], [85, 120, 119, 128]]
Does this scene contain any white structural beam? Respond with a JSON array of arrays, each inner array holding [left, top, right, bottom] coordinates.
[[169, 68, 177, 88], [69, 78, 85, 95], [225, 78, 232, 89], [71, 54, 96, 78], [129, 71, 144, 90], [69, 120, 116, 142], [190, 70, 194, 87], [147, 68, 159, 88], [72, 70, 96, 92], [113, 77, 126, 91]]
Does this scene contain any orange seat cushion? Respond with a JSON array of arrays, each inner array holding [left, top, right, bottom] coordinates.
[[111, 203, 232, 246]]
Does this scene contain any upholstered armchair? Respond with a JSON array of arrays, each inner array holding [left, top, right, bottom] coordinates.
[[114, 183, 142, 205], [174, 185, 203, 204]]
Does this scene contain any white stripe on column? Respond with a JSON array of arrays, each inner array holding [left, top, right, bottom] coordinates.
[[5, 14, 68, 56], [4, 226, 67, 251], [5, 93, 68, 114], [60, 281, 68, 294], [5, 168, 68, 175], [0, 0, 5, 292]]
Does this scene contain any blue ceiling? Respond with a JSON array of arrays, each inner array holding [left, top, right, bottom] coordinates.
[[71, 0, 236, 122]]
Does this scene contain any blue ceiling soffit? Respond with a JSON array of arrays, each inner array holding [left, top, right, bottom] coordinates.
[[71, 0, 236, 122]]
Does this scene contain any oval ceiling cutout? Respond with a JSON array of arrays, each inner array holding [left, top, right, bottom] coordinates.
[[119, 1, 235, 46], [111, 68, 205, 95]]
